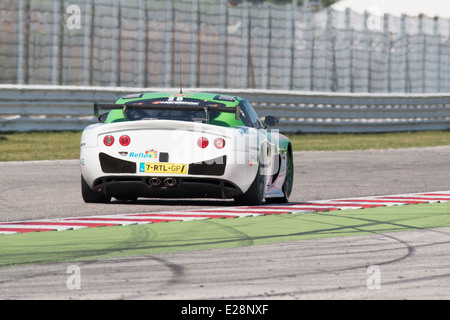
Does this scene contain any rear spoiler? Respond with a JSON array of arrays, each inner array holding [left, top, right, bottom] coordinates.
[[94, 101, 240, 120]]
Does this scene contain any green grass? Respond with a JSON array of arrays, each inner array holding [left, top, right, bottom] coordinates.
[[0, 202, 449, 267], [0, 131, 82, 161], [286, 130, 450, 151], [0, 130, 449, 161]]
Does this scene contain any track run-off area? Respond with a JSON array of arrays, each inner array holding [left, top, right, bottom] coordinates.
[[0, 147, 449, 300]]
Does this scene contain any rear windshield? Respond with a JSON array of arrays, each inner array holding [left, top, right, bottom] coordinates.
[[125, 98, 223, 122]]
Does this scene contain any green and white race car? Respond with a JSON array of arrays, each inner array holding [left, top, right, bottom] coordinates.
[[80, 92, 293, 205]]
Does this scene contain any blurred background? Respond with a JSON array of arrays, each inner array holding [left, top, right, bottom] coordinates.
[[2, 0, 450, 93]]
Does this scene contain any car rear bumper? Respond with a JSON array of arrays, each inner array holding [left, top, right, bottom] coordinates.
[[98, 152, 227, 176], [91, 175, 243, 199]]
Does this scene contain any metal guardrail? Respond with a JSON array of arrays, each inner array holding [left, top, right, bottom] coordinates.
[[1, 84, 450, 133]]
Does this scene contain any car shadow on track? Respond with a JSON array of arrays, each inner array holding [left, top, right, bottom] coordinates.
[[109, 198, 237, 207]]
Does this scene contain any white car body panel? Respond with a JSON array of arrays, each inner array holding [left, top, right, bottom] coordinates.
[[80, 92, 293, 205], [80, 119, 265, 198]]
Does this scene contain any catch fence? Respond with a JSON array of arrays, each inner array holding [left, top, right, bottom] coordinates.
[[2, 0, 450, 93]]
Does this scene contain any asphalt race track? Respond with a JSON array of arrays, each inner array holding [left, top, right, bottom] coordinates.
[[1, 146, 450, 222], [0, 146, 449, 299]]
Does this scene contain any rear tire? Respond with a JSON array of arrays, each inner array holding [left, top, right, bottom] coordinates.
[[265, 152, 292, 204], [234, 167, 265, 206], [81, 175, 111, 203]]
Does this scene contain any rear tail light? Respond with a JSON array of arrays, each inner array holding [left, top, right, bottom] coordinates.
[[119, 135, 131, 146], [214, 138, 225, 149], [197, 137, 209, 148], [103, 135, 114, 146]]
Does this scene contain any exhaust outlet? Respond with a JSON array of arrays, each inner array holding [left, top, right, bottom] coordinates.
[[164, 178, 177, 187], [149, 177, 162, 186]]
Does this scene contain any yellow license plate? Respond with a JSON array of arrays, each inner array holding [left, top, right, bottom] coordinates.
[[139, 162, 187, 174]]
